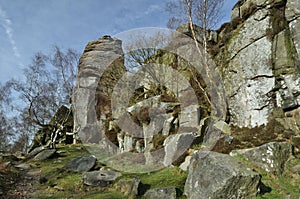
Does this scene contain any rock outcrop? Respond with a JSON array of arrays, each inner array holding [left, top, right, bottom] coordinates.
[[69, 1, 300, 197], [73, 35, 126, 145], [215, 0, 300, 128]]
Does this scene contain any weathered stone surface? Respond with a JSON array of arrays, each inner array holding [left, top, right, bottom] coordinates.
[[286, 0, 300, 22], [82, 170, 122, 187], [226, 10, 274, 127], [228, 9, 270, 59], [33, 149, 56, 161], [117, 96, 180, 152], [230, 142, 293, 175], [176, 24, 204, 44], [162, 116, 175, 136], [273, 30, 300, 110], [289, 18, 300, 60], [163, 133, 195, 166], [226, 36, 275, 127], [219, 0, 300, 128], [202, 119, 234, 153], [184, 151, 261, 199], [232, 0, 284, 20], [115, 178, 141, 197], [73, 35, 126, 144], [65, 155, 97, 173], [179, 105, 200, 129], [144, 186, 177, 199]]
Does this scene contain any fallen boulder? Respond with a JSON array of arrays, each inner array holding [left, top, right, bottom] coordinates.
[[82, 170, 122, 187], [64, 155, 97, 173], [26, 146, 47, 159], [184, 151, 261, 199], [33, 149, 56, 161]]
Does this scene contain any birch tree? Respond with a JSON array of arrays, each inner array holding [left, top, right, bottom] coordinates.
[[166, 0, 224, 56]]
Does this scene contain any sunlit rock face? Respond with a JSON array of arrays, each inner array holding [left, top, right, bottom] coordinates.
[[73, 36, 126, 144], [214, 0, 300, 127]]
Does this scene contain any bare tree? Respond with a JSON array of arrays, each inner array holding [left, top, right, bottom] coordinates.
[[166, 0, 225, 108], [0, 82, 15, 152], [122, 31, 175, 99], [9, 47, 79, 150], [166, 0, 224, 55]]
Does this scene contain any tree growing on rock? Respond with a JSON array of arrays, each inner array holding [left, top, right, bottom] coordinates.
[[166, 0, 228, 120], [166, 0, 224, 57], [8, 47, 80, 151]]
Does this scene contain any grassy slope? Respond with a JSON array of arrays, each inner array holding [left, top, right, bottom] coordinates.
[[28, 144, 187, 199], [2, 144, 299, 198]]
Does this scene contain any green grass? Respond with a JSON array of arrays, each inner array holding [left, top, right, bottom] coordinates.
[[27, 143, 300, 198], [233, 153, 300, 199], [30, 144, 188, 198], [257, 158, 300, 199], [138, 167, 187, 190]]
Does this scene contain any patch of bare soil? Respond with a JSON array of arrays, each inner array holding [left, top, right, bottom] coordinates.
[[0, 163, 41, 199]]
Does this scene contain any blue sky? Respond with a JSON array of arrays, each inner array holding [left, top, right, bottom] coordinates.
[[0, 0, 237, 83]]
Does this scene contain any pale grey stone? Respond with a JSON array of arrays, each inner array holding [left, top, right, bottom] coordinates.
[[184, 151, 261, 199], [230, 142, 293, 175]]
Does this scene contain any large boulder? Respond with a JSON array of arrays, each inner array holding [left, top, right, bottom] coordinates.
[[201, 118, 234, 153], [184, 151, 261, 199], [230, 142, 293, 175], [82, 170, 122, 187], [26, 146, 47, 159], [64, 155, 97, 173], [33, 149, 56, 161]]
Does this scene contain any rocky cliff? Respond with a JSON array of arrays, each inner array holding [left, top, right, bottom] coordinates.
[[213, 0, 300, 127], [8, 0, 300, 198], [72, 0, 300, 166]]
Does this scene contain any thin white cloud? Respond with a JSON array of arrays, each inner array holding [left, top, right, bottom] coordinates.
[[0, 6, 21, 60], [144, 4, 162, 15]]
